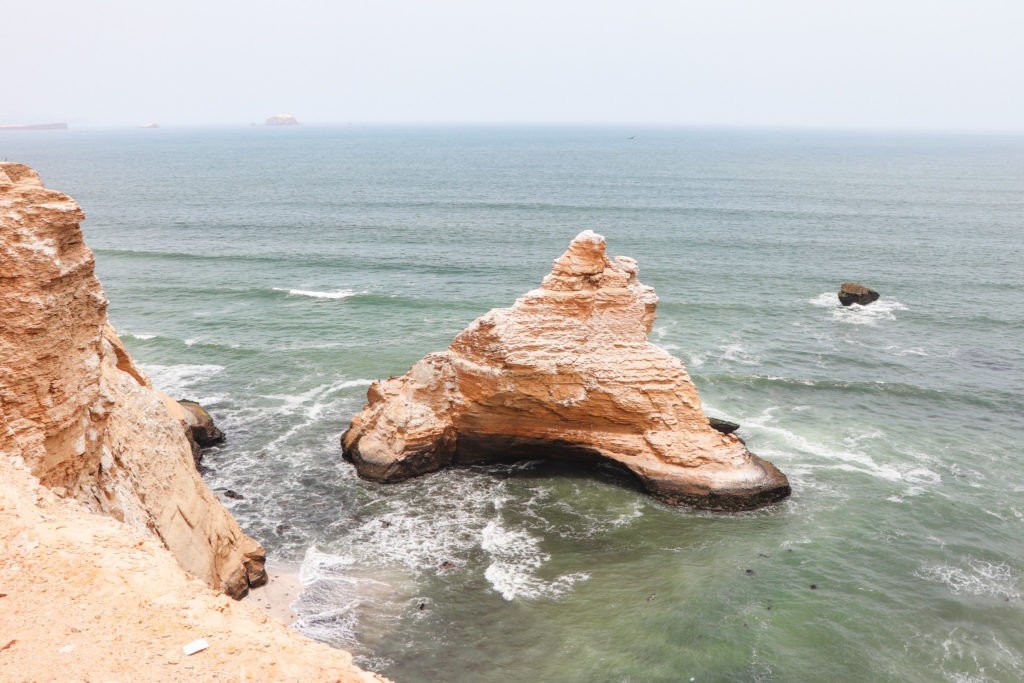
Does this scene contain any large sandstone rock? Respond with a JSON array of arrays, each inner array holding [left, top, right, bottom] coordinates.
[[0, 162, 265, 597], [343, 231, 791, 510]]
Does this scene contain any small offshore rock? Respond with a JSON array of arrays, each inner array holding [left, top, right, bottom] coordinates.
[[265, 113, 299, 126], [709, 417, 740, 435], [223, 489, 244, 500], [838, 282, 880, 306]]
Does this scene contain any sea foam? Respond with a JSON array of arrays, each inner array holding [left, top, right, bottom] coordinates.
[[140, 363, 225, 400], [481, 518, 589, 601], [916, 559, 1021, 601], [809, 291, 907, 326], [274, 287, 365, 300]]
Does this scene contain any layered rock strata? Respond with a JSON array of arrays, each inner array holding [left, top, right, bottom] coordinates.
[[343, 231, 791, 510], [0, 162, 264, 597]]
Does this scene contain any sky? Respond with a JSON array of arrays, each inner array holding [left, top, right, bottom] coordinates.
[[3, 0, 1023, 130]]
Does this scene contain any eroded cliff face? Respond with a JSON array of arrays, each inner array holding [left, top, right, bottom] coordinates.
[[0, 162, 264, 597], [343, 230, 791, 510]]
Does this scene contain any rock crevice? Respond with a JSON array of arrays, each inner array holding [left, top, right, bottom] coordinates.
[[343, 230, 791, 510]]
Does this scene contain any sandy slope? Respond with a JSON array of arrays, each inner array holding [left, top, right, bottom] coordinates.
[[0, 455, 386, 683]]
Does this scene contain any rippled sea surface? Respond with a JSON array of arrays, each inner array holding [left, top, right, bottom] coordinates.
[[5, 126, 1023, 682]]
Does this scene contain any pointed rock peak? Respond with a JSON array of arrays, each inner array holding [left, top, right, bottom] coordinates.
[[542, 230, 647, 297], [549, 230, 611, 278], [572, 229, 605, 245]]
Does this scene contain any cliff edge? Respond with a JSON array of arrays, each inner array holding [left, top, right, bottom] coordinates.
[[343, 231, 790, 510], [0, 453, 386, 681], [0, 162, 264, 596]]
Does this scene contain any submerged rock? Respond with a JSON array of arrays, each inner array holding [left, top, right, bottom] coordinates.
[[342, 231, 790, 510], [838, 282, 880, 306]]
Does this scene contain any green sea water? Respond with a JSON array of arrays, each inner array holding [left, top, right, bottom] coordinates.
[[4, 126, 1023, 682]]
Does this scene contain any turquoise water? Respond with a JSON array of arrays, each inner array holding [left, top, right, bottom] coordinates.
[[4, 127, 1023, 682]]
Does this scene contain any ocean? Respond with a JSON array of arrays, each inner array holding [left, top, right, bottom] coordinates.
[[4, 126, 1022, 682]]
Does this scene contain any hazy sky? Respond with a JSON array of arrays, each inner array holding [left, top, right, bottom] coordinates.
[[4, 0, 1022, 130]]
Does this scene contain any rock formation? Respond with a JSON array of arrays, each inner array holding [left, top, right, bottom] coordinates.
[[173, 399, 225, 467], [0, 162, 264, 597], [265, 113, 299, 126], [838, 282, 880, 306], [343, 231, 791, 510]]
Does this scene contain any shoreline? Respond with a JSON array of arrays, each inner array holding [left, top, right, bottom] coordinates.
[[248, 559, 304, 626]]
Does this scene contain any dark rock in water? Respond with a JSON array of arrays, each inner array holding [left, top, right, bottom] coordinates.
[[709, 417, 740, 435], [838, 282, 880, 307], [223, 489, 244, 500], [178, 400, 225, 446]]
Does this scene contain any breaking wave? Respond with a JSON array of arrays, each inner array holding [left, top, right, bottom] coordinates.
[[273, 287, 366, 300], [809, 291, 907, 326], [916, 559, 1021, 601]]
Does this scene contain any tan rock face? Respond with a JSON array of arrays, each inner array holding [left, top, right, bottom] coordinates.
[[343, 230, 791, 510], [0, 162, 266, 596]]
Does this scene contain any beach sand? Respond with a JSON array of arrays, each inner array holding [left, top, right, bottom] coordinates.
[[248, 560, 303, 625]]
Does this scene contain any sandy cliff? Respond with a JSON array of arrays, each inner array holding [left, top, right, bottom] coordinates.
[[343, 231, 790, 510], [0, 162, 385, 681], [0, 161, 264, 597]]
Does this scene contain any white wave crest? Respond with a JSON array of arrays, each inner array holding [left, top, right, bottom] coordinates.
[[746, 408, 940, 488], [274, 287, 364, 300], [294, 547, 408, 652], [809, 291, 907, 326], [260, 378, 375, 449], [809, 292, 840, 307], [916, 559, 1021, 601], [720, 342, 761, 365], [481, 519, 589, 601], [140, 363, 225, 398]]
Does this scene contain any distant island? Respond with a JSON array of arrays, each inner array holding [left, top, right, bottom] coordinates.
[[0, 122, 68, 131], [265, 113, 299, 126], [136, 122, 160, 129]]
